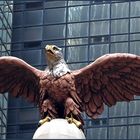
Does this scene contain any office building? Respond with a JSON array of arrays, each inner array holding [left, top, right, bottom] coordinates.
[[7, 0, 140, 139]]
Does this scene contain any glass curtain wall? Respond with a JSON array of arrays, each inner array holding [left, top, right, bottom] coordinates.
[[0, 0, 13, 139], [10, 0, 140, 139]]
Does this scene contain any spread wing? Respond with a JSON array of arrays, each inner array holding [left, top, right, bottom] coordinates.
[[73, 53, 140, 119], [0, 56, 44, 103]]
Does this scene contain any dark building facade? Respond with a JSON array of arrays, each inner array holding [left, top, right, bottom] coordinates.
[[7, 0, 140, 139]]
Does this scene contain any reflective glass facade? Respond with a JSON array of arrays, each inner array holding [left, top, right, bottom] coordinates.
[[10, 0, 140, 139], [0, 0, 13, 139]]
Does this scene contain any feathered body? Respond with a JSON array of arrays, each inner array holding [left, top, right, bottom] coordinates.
[[39, 45, 82, 121], [0, 44, 140, 128], [40, 73, 79, 118]]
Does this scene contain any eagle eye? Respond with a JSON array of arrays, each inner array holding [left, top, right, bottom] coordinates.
[[53, 46, 59, 51]]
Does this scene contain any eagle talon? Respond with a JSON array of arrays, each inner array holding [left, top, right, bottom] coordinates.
[[38, 116, 51, 127], [66, 117, 72, 124], [66, 116, 82, 128]]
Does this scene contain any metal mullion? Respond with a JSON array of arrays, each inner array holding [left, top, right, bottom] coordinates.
[[127, 1, 131, 139], [64, 0, 68, 62], [12, 14, 140, 31], [84, 1, 91, 138], [40, 0, 45, 70], [91, 1, 111, 6], [87, 1, 91, 65], [2, 130, 36, 135], [111, 0, 130, 4], [85, 122, 140, 129], [84, 114, 140, 120], [44, 1, 91, 10], [7, 122, 38, 126], [106, 1, 112, 139], [4, 106, 38, 110]]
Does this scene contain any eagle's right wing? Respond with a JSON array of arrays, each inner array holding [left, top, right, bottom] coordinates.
[[0, 56, 45, 103]]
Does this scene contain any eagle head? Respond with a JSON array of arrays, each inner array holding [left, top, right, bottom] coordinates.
[[45, 45, 63, 64], [45, 45, 70, 77]]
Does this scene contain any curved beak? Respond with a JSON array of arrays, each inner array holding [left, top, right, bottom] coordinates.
[[45, 45, 54, 54]]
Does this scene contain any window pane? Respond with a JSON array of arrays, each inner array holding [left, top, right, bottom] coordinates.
[[12, 28, 23, 42], [11, 43, 23, 50], [129, 117, 140, 125], [66, 46, 88, 62], [130, 41, 140, 55], [24, 41, 41, 49], [68, 6, 89, 22], [129, 125, 140, 139], [92, 0, 111, 3], [44, 1, 66, 8], [7, 110, 18, 123], [90, 35, 109, 44], [109, 118, 127, 126], [12, 49, 42, 65], [130, 34, 140, 41], [7, 126, 18, 133], [111, 35, 128, 42], [24, 27, 42, 41], [44, 40, 65, 47], [68, 63, 88, 70], [44, 25, 66, 40], [87, 119, 105, 127], [18, 132, 35, 139], [67, 23, 88, 38], [130, 18, 140, 33], [100, 106, 108, 118], [109, 126, 127, 139], [44, 8, 66, 24], [109, 102, 127, 117], [131, 1, 140, 17], [68, 1, 89, 6], [14, 4, 24, 11], [110, 42, 128, 53], [19, 98, 34, 108], [19, 123, 37, 132], [89, 44, 109, 60], [91, 4, 110, 20], [25, 2, 43, 10], [111, 2, 129, 18], [8, 95, 20, 108], [87, 128, 107, 139], [66, 38, 88, 46], [19, 108, 39, 122], [111, 19, 128, 34], [24, 10, 43, 26], [129, 100, 140, 116], [90, 21, 109, 36], [13, 12, 23, 27]]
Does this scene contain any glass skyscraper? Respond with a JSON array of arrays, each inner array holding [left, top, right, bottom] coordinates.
[[5, 0, 140, 139], [0, 0, 13, 139]]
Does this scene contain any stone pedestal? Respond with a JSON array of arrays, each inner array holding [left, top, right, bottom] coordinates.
[[33, 119, 86, 139]]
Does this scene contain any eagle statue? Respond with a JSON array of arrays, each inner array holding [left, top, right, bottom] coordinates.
[[0, 45, 140, 130]]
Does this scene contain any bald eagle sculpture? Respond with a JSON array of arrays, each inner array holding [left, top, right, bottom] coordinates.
[[0, 45, 140, 129]]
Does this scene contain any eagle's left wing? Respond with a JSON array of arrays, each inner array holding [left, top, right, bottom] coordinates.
[[73, 53, 140, 119]]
